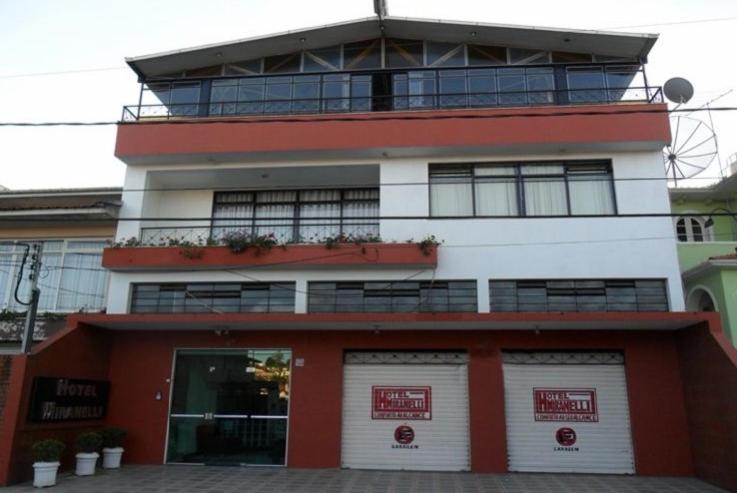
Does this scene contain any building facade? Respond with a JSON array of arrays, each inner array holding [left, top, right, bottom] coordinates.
[[671, 166, 737, 345], [2, 16, 737, 490]]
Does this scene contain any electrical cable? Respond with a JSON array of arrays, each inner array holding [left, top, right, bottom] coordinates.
[[2, 105, 737, 128]]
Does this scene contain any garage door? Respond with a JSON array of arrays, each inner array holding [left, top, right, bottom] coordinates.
[[503, 351, 635, 474], [341, 351, 470, 471]]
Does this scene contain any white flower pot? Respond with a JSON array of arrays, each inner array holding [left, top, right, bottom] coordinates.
[[102, 447, 124, 469], [32, 461, 60, 488], [75, 452, 99, 476]]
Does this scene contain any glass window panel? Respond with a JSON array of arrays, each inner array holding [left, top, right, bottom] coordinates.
[[263, 53, 301, 73], [676, 219, 688, 242], [385, 38, 423, 68], [569, 176, 615, 215], [468, 69, 497, 106], [467, 45, 507, 66], [498, 68, 526, 105], [408, 71, 436, 108], [552, 52, 592, 63], [66, 240, 107, 250], [343, 39, 381, 69], [322, 74, 350, 112], [143, 83, 171, 105], [255, 204, 294, 242], [475, 181, 518, 216], [264, 77, 292, 114], [170, 82, 200, 117], [526, 68, 555, 104], [210, 80, 238, 116], [224, 59, 262, 75], [392, 73, 408, 110], [41, 241, 63, 251], [292, 75, 319, 113], [426, 42, 465, 67], [509, 48, 549, 65], [475, 166, 516, 176], [303, 46, 341, 72], [523, 178, 567, 215], [342, 200, 379, 238], [212, 204, 254, 240], [37, 253, 62, 311], [606, 65, 644, 101], [351, 75, 372, 112], [58, 253, 107, 311], [430, 180, 473, 216], [237, 78, 265, 115], [521, 164, 565, 175], [299, 203, 340, 242], [439, 70, 467, 108], [567, 67, 606, 103]]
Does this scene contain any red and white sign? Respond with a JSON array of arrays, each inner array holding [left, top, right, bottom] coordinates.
[[372, 386, 432, 420], [533, 388, 598, 422]]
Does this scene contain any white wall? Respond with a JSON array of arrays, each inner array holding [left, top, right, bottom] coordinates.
[[108, 150, 684, 313]]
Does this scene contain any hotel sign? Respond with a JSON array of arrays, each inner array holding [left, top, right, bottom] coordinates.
[[28, 377, 110, 423], [372, 386, 432, 420], [533, 388, 598, 422]]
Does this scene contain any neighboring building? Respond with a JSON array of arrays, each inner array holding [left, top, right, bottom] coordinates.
[[2, 16, 737, 491], [671, 166, 737, 345], [0, 187, 121, 351]]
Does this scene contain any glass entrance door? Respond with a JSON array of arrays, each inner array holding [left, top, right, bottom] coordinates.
[[166, 349, 291, 465]]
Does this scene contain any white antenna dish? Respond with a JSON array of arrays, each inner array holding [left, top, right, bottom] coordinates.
[[663, 115, 718, 184], [663, 77, 694, 104]]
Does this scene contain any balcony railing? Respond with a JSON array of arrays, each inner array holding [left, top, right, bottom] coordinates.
[[121, 63, 662, 121], [138, 220, 380, 245]]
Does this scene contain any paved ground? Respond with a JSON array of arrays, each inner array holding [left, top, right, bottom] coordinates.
[[2, 465, 727, 492]]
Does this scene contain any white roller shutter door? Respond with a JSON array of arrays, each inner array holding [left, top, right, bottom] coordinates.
[[341, 352, 470, 471], [503, 352, 635, 474]]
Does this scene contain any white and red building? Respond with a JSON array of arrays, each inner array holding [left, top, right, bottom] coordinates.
[[2, 15, 737, 490]]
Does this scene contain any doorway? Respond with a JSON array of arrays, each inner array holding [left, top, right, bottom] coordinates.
[[166, 349, 291, 466]]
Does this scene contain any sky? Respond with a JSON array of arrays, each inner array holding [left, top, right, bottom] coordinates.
[[1, 0, 736, 190]]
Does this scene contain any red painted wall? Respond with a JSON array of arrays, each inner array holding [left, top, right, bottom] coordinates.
[[677, 323, 737, 492], [0, 325, 112, 485], [104, 328, 693, 476], [115, 104, 670, 162]]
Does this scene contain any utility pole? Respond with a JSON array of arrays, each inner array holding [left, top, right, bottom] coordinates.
[[20, 242, 43, 354]]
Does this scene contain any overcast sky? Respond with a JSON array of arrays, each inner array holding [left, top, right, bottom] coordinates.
[[1, 0, 736, 190]]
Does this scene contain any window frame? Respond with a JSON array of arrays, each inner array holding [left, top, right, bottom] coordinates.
[[210, 188, 380, 242], [0, 238, 110, 313], [428, 160, 617, 218], [674, 215, 712, 242]]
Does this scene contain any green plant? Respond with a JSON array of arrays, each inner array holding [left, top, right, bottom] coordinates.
[[418, 235, 442, 256], [76, 432, 103, 454], [99, 427, 127, 449], [178, 241, 205, 260], [32, 439, 65, 463], [0, 309, 22, 322], [222, 231, 279, 255]]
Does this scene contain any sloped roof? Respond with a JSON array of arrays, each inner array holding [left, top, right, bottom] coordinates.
[[126, 16, 658, 78], [669, 173, 737, 201]]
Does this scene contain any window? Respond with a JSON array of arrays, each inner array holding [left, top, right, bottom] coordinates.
[[675, 216, 710, 242], [489, 279, 669, 312], [308, 281, 477, 313], [0, 240, 109, 312], [211, 188, 379, 242], [131, 283, 295, 314], [429, 161, 615, 217]]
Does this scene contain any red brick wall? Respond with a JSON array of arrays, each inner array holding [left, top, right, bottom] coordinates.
[[0, 355, 12, 419], [105, 328, 693, 476], [678, 324, 737, 492], [0, 325, 112, 485]]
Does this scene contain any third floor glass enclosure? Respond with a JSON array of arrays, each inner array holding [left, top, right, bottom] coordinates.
[[123, 39, 661, 120]]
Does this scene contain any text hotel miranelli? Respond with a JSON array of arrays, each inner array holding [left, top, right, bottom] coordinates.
[[28, 377, 110, 423]]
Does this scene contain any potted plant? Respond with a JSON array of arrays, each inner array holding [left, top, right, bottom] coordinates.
[[100, 427, 127, 469], [31, 439, 65, 488], [74, 431, 102, 476]]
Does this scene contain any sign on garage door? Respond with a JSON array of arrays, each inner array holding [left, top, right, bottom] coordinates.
[[341, 351, 470, 471], [503, 351, 635, 474]]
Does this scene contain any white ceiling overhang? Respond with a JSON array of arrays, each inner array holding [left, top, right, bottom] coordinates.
[[126, 16, 658, 79]]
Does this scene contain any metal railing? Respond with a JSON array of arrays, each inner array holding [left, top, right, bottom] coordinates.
[[138, 221, 381, 245], [122, 86, 662, 121]]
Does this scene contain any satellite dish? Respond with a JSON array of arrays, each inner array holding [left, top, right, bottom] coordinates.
[[663, 77, 694, 104], [663, 115, 718, 184]]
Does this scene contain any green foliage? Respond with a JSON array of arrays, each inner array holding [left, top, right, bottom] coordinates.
[[76, 432, 103, 453], [32, 439, 65, 462], [418, 235, 442, 256], [99, 427, 127, 448], [222, 231, 278, 255]]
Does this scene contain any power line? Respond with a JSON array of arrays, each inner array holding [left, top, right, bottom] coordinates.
[[0, 66, 126, 80], [601, 15, 737, 30], [1, 105, 737, 128]]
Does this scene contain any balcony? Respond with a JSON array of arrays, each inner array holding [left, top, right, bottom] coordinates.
[[121, 63, 662, 121]]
